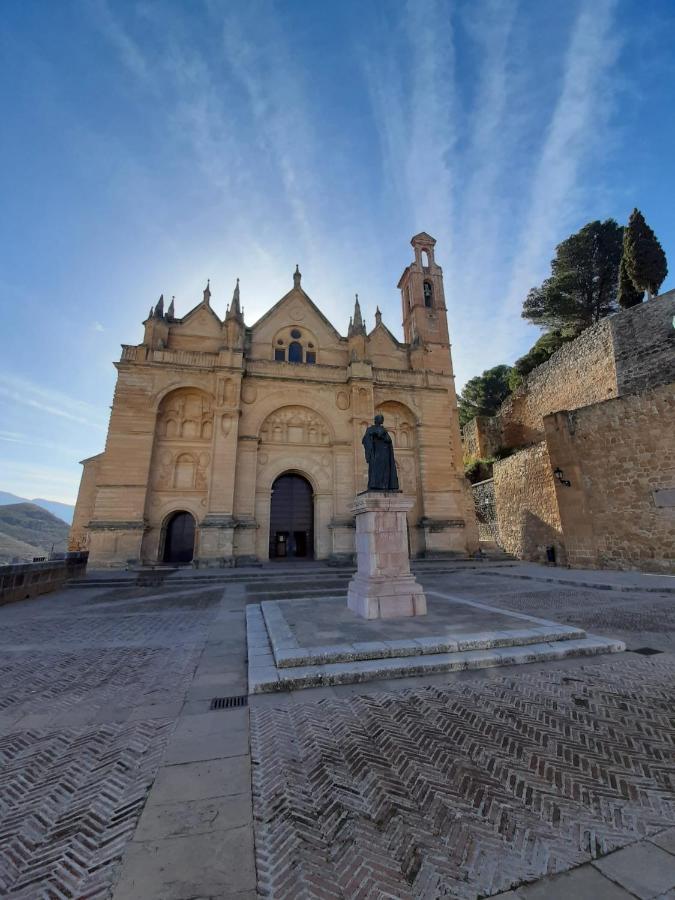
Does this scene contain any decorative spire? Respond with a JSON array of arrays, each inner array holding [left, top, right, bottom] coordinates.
[[203, 279, 211, 304], [148, 305, 154, 319], [375, 306, 382, 326], [167, 296, 175, 318], [226, 278, 243, 320], [348, 293, 366, 337], [154, 294, 164, 317], [293, 264, 301, 289]]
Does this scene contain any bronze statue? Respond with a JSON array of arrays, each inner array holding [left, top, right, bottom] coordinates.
[[362, 414, 399, 491]]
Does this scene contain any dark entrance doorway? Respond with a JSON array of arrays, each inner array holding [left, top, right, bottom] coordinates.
[[163, 511, 195, 563], [269, 474, 314, 559]]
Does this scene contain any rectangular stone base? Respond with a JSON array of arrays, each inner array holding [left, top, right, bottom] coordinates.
[[347, 576, 427, 619], [348, 491, 427, 619]]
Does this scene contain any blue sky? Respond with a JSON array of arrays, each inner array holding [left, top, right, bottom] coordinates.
[[1, 0, 674, 505]]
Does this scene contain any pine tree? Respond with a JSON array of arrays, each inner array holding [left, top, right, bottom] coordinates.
[[458, 365, 513, 427], [623, 208, 668, 301], [521, 219, 623, 332], [617, 253, 644, 308]]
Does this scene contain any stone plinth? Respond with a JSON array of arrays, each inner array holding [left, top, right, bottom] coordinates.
[[347, 492, 427, 619]]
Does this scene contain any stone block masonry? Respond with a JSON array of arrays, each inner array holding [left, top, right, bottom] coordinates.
[[462, 292, 675, 459], [545, 381, 675, 573], [493, 444, 565, 564], [0, 553, 88, 605]]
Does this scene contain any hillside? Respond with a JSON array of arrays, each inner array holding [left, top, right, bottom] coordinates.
[[0, 503, 70, 564], [0, 491, 74, 524]]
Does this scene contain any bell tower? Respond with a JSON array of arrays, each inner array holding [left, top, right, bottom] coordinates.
[[398, 232, 451, 373]]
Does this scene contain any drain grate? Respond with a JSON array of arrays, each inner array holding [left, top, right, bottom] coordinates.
[[630, 647, 664, 656], [210, 695, 248, 710]]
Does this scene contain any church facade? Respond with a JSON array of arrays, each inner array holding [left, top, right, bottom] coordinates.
[[70, 233, 479, 567]]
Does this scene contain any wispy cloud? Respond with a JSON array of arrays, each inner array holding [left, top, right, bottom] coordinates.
[[0, 429, 81, 456], [0, 374, 107, 428], [502, 0, 620, 320]]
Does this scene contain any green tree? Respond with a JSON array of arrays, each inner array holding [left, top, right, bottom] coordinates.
[[618, 252, 644, 308], [507, 330, 574, 391], [521, 219, 624, 333], [622, 208, 668, 301], [458, 364, 513, 427]]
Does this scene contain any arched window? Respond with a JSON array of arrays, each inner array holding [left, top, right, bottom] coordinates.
[[288, 341, 303, 363], [423, 281, 433, 308]]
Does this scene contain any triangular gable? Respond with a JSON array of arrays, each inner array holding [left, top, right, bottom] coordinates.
[[250, 287, 343, 342], [368, 321, 404, 350], [173, 300, 223, 337], [411, 231, 436, 245]]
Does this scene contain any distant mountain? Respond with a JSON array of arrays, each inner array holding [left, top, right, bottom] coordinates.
[[0, 502, 70, 564], [0, 491, 74, 524]]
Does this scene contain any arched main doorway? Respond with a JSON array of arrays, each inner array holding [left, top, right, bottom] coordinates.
[[163, 511, 196, 564], [269, 474, 314, 559]]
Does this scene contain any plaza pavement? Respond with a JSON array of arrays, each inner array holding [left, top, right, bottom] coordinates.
[[0, 560, 674, 898]]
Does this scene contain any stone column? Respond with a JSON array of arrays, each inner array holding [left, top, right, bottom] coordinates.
[[347, 492, 427, 619]]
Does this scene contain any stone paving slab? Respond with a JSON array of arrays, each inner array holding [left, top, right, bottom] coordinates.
[[247, 599, 624, 691], [247, 600, 624, 693], [261, 592, 586, 667]]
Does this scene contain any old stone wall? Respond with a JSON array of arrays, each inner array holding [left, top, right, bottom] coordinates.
[[498, 319, 618, 448], [0, 554, 88, 605], [544, 382, 675, 573], [611, 290, 675, 395], [493, 443, 566, 564], [462, 415, 504, 459], [461, 293, 675, 458]]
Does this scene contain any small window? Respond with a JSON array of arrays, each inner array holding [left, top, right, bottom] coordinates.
[[306, 351, 316, 364], [290, 329, 302, 339], [288, 341, 303, 363], [277, 338, 284, 345], [275, 348, 285, 361], [424, 281, 433, 308]]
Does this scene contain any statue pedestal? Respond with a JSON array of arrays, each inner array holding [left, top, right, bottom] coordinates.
[[347, 492, 427, 619]]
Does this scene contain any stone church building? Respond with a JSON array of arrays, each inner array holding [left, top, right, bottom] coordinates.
[[70, 233, 478, 567]]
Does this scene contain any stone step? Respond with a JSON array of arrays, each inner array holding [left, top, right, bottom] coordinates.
[[247, 584, 351, 601], [249, 634, 625, 693]]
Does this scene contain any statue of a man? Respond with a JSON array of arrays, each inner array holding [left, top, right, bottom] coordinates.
[[362, 414, 400, 491]]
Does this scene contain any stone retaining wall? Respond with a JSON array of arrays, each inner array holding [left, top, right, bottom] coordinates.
[[545, 382, 675, 573], [0, 554, 88, 605], [493, 443, 566, 564], [461, 293, 675, 456]]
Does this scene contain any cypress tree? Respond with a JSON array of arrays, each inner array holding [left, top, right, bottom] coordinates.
[[618, 253, 644, 308], [623, 208, 668, 301]]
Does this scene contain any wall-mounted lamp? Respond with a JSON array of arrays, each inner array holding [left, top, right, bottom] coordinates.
[[553, 467, 571, 487]]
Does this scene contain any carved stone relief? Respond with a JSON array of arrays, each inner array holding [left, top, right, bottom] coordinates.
[[259, 406, 330, 445], [336, 390, 350, 411], [221, 413, 234, 437], [241, 384, 257, 404], [157, 389, 213, 441]]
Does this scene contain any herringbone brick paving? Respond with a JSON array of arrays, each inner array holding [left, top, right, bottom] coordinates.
[[0, 585, 223, 899], [0, 719, 173, 899], [252, 655, 675, 898]]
